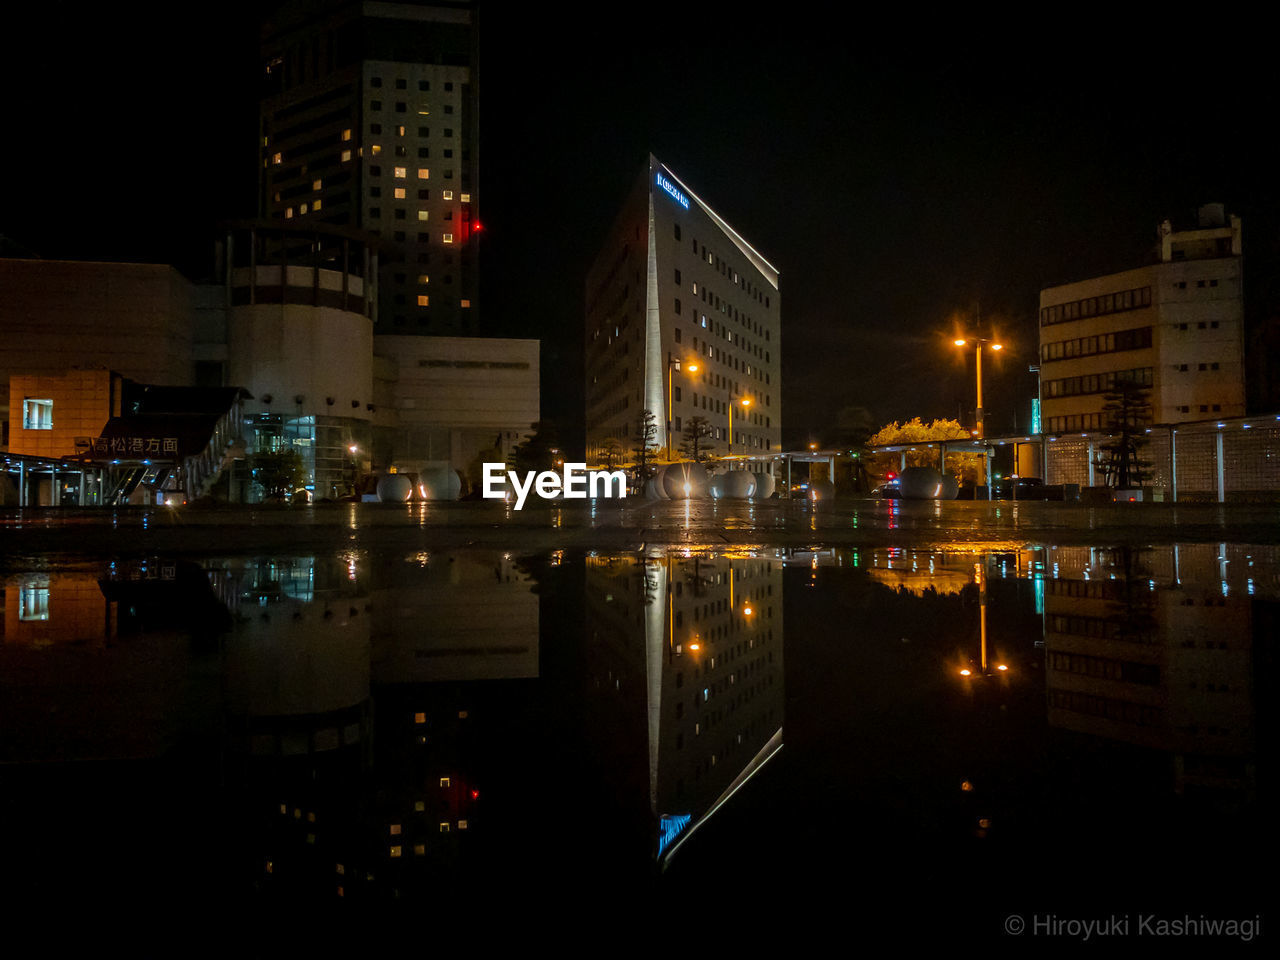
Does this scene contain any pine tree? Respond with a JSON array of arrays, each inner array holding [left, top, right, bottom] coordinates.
[[631, 409, 659, 491], [678, 415, 716, 463], [1095, 380, 1152, 488]]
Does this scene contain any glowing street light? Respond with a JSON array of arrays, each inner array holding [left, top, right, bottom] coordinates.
[[666, 355, 699, 458], [953, 334, 1003, 496]]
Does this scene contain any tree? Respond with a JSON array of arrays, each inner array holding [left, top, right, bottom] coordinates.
[[1094, 380, 1152, 488], [678, 415, 716, 463], [866, 417, 980, 485], [599, 437, 624, 469], [631, 409, 659, 491], [508, 420, 561, 475], [249, 449, 307, 500]]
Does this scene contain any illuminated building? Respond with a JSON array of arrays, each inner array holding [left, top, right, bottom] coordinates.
[[258, 0, 480, 335], [585, 156, 781, 466], [1038, 204, 1245, 437]]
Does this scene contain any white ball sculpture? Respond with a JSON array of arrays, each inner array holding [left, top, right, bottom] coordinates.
[[662, 462, 710, 499], [752, 472, 776, 498], [708, 474, 725, 499], [723, 471, 757, 499], [899, 466, 945, 500], [376, 474, 413, 503]]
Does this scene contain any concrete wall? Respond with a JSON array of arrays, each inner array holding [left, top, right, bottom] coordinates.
[[372, 335, 539, 475], [7, 369, 115, 459], [228, 301, 374, 420], [0, 259, 196, 423]]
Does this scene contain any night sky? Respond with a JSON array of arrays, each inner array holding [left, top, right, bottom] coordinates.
[[5, 4, 1279, 453]]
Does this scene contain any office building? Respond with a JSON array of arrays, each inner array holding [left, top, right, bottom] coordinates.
[[585, 156, 781, 465], [1038, 204, 1245, 436], [258, 0, 479, 335]]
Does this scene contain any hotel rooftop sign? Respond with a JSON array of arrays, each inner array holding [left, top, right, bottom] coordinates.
[[656, 172, 689, 210]]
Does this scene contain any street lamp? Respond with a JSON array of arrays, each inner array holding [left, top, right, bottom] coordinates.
[[728, 396, 751, 450], [954, 335, 1002, 496], [666, 354, 699, 459]]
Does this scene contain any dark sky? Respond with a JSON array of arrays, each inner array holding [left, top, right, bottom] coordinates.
[[5, 4, 1279, 452]]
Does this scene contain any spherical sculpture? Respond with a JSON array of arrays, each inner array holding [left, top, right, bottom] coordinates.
[[420, 465, 462, 501], [663, 462, 710, 499], [376, 474, 413, 503], [752, 472, 776, 499], [807, 478, 835, 502], [899, 466, 945, 500], [940, 475, 959, 500], [645, 465, 671, 499], [708, 474, 725, 499], [723, 470, 757, 499]]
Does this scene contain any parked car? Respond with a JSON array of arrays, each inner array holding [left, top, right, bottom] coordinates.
[[871, 481, 901, 499]]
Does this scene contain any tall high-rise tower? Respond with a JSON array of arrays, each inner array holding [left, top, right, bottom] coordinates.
[[258, 1, 479, 335]]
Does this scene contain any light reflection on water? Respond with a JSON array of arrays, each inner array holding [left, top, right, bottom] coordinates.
[[0, 543, 1273, 921]]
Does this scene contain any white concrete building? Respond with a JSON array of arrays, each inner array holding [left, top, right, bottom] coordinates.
[[585, 156, 781, 465], [1038, 204, 1245, 435]]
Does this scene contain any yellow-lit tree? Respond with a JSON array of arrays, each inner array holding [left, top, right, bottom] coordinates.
[[867, 417, 982, 485]]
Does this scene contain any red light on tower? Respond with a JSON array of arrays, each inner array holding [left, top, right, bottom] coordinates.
[[472, 221, 483, 233]]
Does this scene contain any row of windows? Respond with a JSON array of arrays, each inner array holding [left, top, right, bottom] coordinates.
[[1049, 651, 1160, 685], [1046, 414, 1104, 433], [1041, 326, 1152, 363], [370, 78, 455, 93], [1040, 286, 1152, 326], [1044, 367, 1153, 398], [1048, 689, 1161, 727], [370, 124, 454, 138], [370, 100, 455, 115], [676, 223, 773, 310]]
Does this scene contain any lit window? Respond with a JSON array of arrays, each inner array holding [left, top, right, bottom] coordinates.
[[312, 179, 322, 190], [417, 274, 429, 284], [460, 299, 471, 308], [417, 210, 428, 221], [397, 125, 405, 136], [460, 193, 471, 202], [457, 820, 468, 830], [341, 149, 352, 162], [394, 187, 406, 199], [413, 712, 426, 724], [417, 295, 429, 306], [390, 824, 401, 835], [414, 844, 426, 856], [390, 845, 402, 857], [18, 578, 49, 621], [313, 199, 322, 211], [285, 207, 293, 219], [371, 144, 382, 155], [336, 864, 345, 875], [442, 190, 454, 200], [22, 398, 53, 430], [417, 168, 429, 179], [342, 128, 352, 141], [443, 233, 453, 244], [271, 152, 282, 164], [414, 800, 425, 812], [439, 823, 450, 833], [394, 166, 406, 178], [439, 777, 451, 788], [299, 202, 308, 214]]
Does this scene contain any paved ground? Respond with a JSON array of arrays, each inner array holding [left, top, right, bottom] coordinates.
[[3, 498, 1279, 568]]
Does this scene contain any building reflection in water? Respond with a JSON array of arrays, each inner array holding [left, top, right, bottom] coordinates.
[[215, 551, 537, 901], [583, 549, 785, 867], [1041, 544, 1260, 804]]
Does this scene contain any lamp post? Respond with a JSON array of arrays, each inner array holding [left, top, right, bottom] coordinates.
[[954, 335, 1002, 496], [666, 355, 698, 459], [728, 395, 751, 451]]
